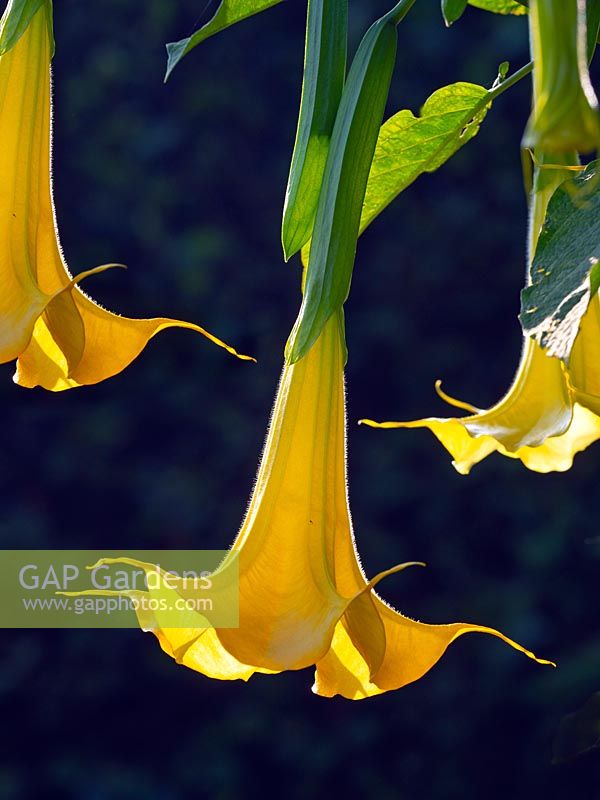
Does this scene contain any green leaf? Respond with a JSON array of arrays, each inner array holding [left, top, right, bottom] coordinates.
[[288, 59, 531, 362], [0, 0, 48, 56], [495, 60, 510, 82], [164, 0, 284, 81], [587, 0, 600, 61], [553, 693, 600, 764], [468, 0, 527, 15], [282, 0, 347, 261], [442, 0, 468, 26], [360, 81, 491, 236], [285, 0, 417, 363], [520, 161, 600, 361]]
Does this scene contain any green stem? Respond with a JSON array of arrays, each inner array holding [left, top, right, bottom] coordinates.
[[488, 61, 532, 102]]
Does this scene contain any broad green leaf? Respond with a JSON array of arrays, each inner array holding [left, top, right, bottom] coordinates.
[[0, 0, 50, 56], [553, 693, 600, 764], [520, 161, 600, 360], [442, 0, 468, 26], [285, 0, 416, 363], [360, 81, 490, 235], [298, 64, 530, 251], [469, 0, 527, 15], [282, 0, 347, 261], [165, 0, 284, 81], [290, 61, 531, 361]]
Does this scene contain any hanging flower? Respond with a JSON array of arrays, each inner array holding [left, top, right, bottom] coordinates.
[[68, 312, 551, 699], [361, 162, 600, 476], [522, 0, 600, 154], [361, 313, 600, 475], [361, 120, 600, 474], [0, 2, 251, 392]]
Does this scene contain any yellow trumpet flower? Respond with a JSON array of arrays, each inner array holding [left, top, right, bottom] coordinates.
[[73, 312, 551, 699], [361, 321, 600, 475], [0, 2, 251, 392], [362, 152, 600, 474]]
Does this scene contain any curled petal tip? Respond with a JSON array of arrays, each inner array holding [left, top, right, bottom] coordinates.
[[400, 561, 427, 571], [65, 263, 127, 291], [524, 651, 556, 668], [483, 625, 556, 668], [181, 322, 256, 362], [434, 380, 479, 413], [358, 418, 401, 429], [365, 560, 427, 592]]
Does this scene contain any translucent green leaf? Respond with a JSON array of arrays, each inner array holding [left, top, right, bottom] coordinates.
[[359, 63, 532, 234], [0, 0, 50, 56], [520, 161, 600, 361], [164, 0, 284, 81], [282, 0, 347, 261], [285, 1, 416, 363], [469, 0, 527, 15], [288, 62, 530, 363], [360, 82, 490, 235], [442, 0, 468, 26]]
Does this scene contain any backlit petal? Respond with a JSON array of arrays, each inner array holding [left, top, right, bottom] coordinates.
[[362, 339, 576, 473], [569, 293, 600, 413], [0, 5, 55, 361], [68, 315, 551, 696], [0, 4, 250, 391], [314, 600, 553, 700], [211, 313, 349, 670], [14, 295, 253, 391]]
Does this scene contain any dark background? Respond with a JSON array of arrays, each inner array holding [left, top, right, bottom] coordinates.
[[1, 0, 599, 798]]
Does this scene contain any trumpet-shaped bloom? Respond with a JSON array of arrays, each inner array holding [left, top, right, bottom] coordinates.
[[361, 153, 600, 474], [0, 4, 250, 392], [522, 0, 600, 154], [361, 313, 600, 475], [72, 313, 551, 699]]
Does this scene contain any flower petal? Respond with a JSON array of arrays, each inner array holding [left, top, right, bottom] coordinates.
[[314, 597, 554, 700], [76, 316, 352, 673], [14, 290, 254, 391], [0, 5, 53, 362], [513, 404, 600, 472], [361, 339, 575, 473], [569, 293, 600, 411], [361, 415, 500, 475], [64, 312, 552, 695], [1, 4, 252, 391], [216, 313, 349, 670], [67, 574, 278, 682]]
